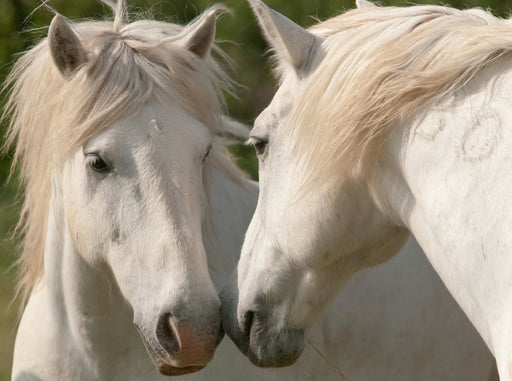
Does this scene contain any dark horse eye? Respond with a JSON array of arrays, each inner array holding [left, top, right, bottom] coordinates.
[[87, 154, 110, 173], [253, 139, 268, 156]]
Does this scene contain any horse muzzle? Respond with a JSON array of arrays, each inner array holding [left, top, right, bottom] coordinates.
[[220, 285, 305, 368], [135, 313, 223, 376]]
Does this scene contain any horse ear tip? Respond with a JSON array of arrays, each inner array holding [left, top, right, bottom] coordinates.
[[208, 4, 232, 18], [356, 0, 377, 9], [248, 0, 267, 11], [51, 13, 63, 22], [49, 14, 72, 42], [177, 8, 219, 58], [206, 9, 220, 25], [50, 13, 69, 30], [49, 14, 63, 32], [48, 14, 87, 77]]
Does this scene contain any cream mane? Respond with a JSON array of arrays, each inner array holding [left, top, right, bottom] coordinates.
[[2, 1, 241, 307], [286, 5, 512, 185]]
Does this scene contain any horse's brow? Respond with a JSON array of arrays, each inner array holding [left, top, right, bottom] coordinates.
[[278, 101, 293, 119]]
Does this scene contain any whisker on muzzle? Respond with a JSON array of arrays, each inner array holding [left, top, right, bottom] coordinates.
[[307, 339, 351, 381]]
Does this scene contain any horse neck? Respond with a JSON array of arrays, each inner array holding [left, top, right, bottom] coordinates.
[[203, 159, 258, 290], [375, 57, 512, 377], [43, 177, 139, 376]]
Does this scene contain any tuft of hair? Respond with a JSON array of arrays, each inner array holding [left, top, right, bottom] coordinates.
[[280, 4, 512, 190], [1, 0, 235, 309]]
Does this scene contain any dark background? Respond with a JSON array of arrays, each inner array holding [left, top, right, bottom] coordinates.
[[0, 0, 509, 378]]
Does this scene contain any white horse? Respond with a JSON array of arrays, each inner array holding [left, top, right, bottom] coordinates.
[[221, 0, 511, 379], [5, 1, 494, 380], [5, 2, 254, 379]]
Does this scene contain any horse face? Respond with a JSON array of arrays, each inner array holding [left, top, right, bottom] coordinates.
[[62, 99, 222, 375], [222, 72, 360, 366], [221, 57, 406, 368]]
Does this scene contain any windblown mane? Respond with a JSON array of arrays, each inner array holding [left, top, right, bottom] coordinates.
[[2, 1, 240, 307], [286, 5, 512, 185]]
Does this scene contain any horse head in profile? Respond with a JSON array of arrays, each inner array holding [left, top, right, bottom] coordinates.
[[6, 2, 235, 378], [221, 0, 512, 375]]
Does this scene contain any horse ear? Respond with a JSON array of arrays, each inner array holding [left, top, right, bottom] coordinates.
[[356, 0, 378, 9], [247, 0, 320, 72], [176, 10, 217, 58], [49, 15, 87, 77]]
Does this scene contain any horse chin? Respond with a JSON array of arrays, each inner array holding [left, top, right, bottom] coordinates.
[[220, 286, 306, 367], [247, 321, 306, 368], [222, 307, 305, 368], [154, 361, 205, 377], [135, 326, 209, 376]]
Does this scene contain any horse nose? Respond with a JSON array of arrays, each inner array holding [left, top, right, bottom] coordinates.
[[156, 313, 180, 354], [155, 313, 221, 367]]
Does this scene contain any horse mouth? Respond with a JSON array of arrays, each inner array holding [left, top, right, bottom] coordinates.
[[235, 310, 305, 368], [135, 325, 206, 376], [155, 361, 205, 377]]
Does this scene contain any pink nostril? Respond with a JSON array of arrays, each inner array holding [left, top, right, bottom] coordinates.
[[155, 313, 218, 366], [156, 313, 180, 354]]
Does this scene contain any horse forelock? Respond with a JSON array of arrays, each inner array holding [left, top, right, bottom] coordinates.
[[281, 4, 512, 192], [2, 2, 235, 308]]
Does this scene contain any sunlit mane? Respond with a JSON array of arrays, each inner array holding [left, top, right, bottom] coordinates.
[[2, 1, 240, 306], [286, 5, 512, 186]]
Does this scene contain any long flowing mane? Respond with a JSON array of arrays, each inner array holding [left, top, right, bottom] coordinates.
[[286, 5, 512, 185], [2, 1, 241, 307]]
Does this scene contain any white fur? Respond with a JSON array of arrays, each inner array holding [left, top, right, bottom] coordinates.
[[223, 1, 500, 379], [7, 1, 497, 380], [381, 58, 512, 379]]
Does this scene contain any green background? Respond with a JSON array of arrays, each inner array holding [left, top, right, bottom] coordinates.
[[0, 0, 509, 379]]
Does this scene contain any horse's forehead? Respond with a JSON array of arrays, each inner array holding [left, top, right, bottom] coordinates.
[[273, 91, 294, 119], [89, 100, 210, 148], [272, 72, 303, 119], [256, 90, 295, 132], [275, 75, 297, 104]]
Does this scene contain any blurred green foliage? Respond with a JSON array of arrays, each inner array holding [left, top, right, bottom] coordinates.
[[0, 0, 511, 379]]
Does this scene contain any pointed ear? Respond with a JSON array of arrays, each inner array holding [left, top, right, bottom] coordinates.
[[247, 0, 320, 72], [356, 0, 377, 9], [49, 15, 88, 77], [176, 10, 217, 58]]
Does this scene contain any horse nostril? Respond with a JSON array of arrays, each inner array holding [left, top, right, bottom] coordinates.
[[241, 310, 255, 337], [156, 313, 180, 354]]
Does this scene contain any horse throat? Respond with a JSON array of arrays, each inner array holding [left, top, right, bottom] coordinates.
[[202, 162, 258, 290], [40, 189, 142, 378]]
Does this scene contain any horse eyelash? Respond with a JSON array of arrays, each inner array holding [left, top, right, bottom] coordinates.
[[246, 137, 256, 147], [246, 137, 268, 147]]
